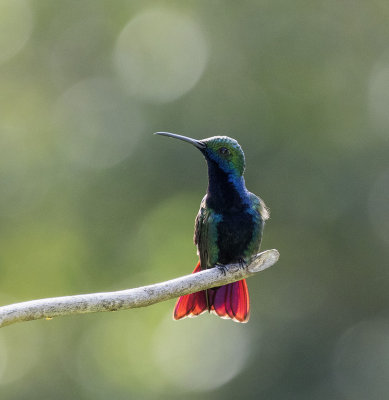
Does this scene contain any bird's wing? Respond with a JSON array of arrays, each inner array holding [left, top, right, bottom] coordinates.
[[194, 196, 210, 269], [194, 197, 223, 268], [242, 192, 270, 259], [250, 192, 270, 221]]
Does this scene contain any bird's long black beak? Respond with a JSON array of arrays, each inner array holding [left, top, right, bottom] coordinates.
[[154, 132, 206, 150]]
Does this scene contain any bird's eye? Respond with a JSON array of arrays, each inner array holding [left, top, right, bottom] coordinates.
[[219, 147, 230, 156]]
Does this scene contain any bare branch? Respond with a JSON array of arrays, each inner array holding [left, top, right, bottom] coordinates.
[[0, 249, 279, 328]]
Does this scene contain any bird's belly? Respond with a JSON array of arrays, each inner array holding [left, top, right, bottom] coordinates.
[[216, 211, 257, 265]]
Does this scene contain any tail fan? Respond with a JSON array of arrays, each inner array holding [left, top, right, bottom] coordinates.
[[173, 262, 250, 323]]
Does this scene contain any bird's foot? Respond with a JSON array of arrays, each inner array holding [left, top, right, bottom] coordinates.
[[215, 263, 228, 276], [238, 258, 248, 270]]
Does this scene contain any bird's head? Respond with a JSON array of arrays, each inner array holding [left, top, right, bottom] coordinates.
[[155, 132, 246, 176]]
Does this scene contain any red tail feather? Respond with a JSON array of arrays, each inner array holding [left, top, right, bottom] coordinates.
[[173, 261, 250, 323], [210, 279, 250, 323], [173, 262, 207, 319]]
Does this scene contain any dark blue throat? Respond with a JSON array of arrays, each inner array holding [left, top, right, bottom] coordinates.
[[205, 159, 249, 212]]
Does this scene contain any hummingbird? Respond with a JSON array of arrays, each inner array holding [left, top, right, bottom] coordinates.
[[155, 132, 269, 323]]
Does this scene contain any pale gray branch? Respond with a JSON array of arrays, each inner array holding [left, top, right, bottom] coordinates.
[[0, 249, 279, 328]]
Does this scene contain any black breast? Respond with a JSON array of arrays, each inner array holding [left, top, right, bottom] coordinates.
[[216, 209, 254, 264]]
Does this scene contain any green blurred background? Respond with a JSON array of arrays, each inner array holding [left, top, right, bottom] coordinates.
[[1, 0, 389, 399]]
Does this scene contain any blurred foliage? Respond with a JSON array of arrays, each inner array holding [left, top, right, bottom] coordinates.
[[0, 0, 389, 399]]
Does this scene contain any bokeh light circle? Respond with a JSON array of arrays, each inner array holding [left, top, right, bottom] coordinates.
[[114, 9, 208, 103], [332, 319, 389, 400], [152, 316, 252, 392], [55, 77, 144, 169], [0, 0, 33, 65]]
